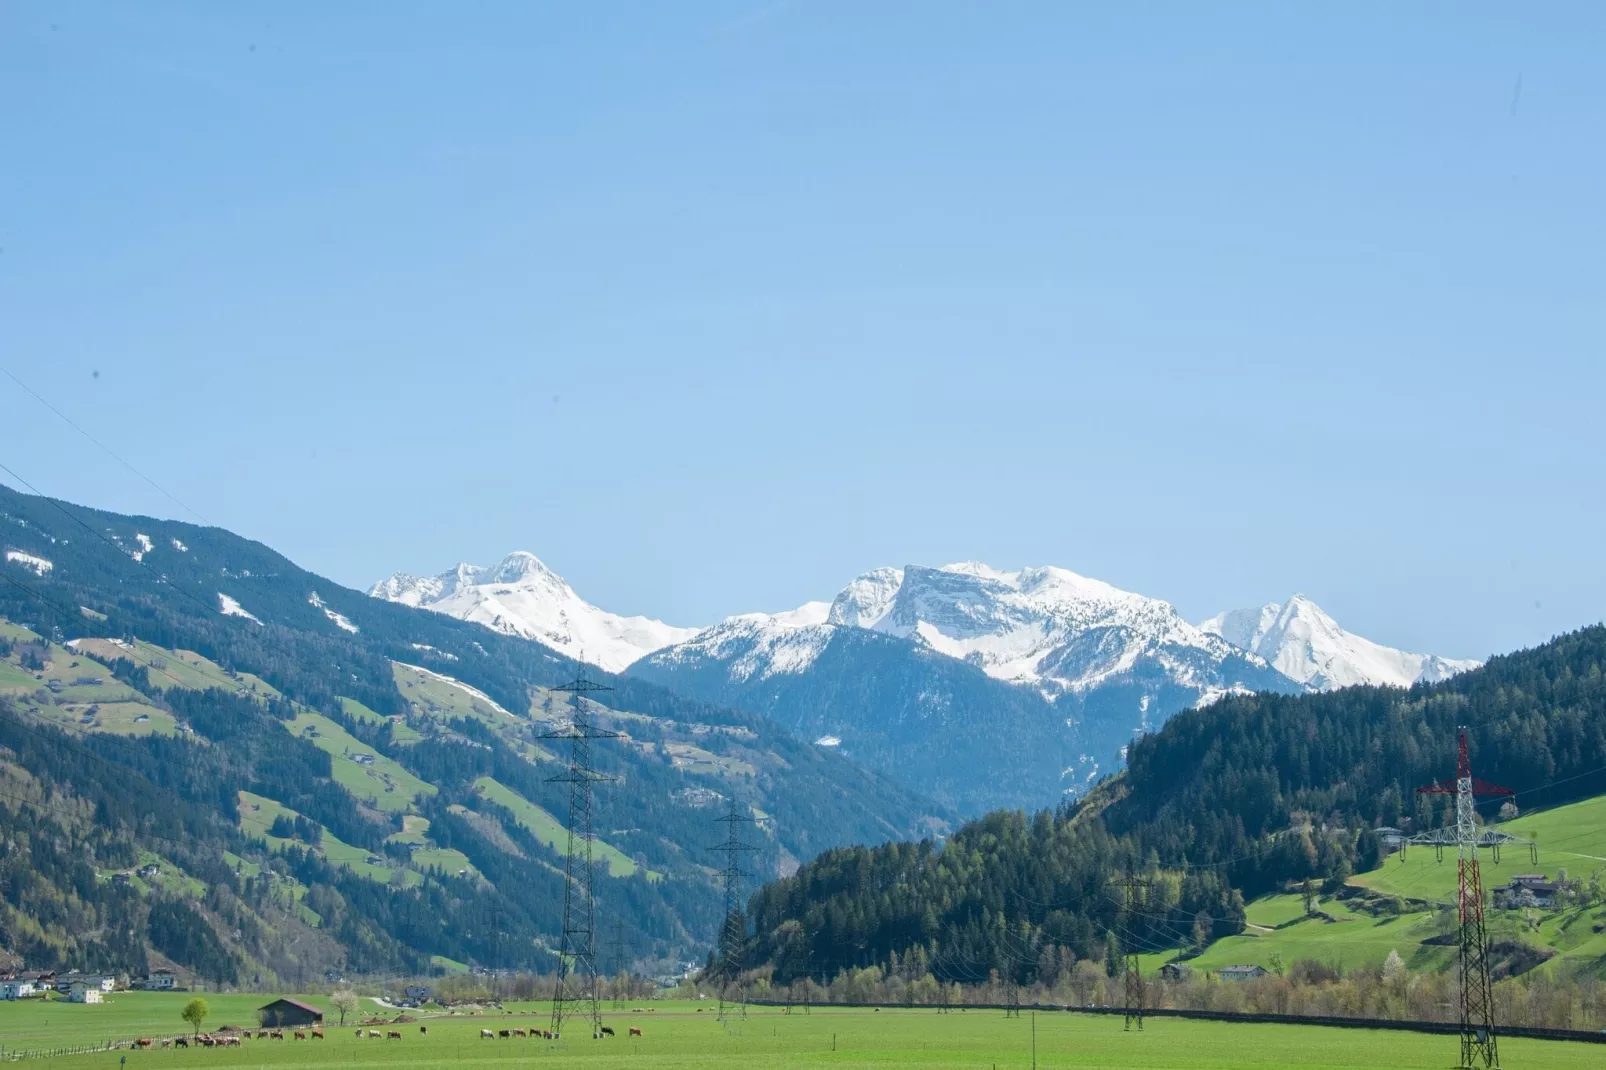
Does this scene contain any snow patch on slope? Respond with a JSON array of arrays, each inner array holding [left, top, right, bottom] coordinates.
[[1199, 595, 1480, 690], [132, 533, 153, 562], [370, 552, 700, 673], [218, 592, 263, 625], [5, 550, 53, 576], [308, 592, 359, 634]]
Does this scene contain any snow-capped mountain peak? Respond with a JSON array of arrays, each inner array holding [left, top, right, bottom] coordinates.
[[825, 561, 1265, 698], [1198, 594, 1480, 691], [368, 552, 701, 673]]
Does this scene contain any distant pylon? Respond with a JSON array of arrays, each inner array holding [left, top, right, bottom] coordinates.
[[1111, 875, 1152, 1031], [1407, 726, 1529, 1070], [709, 796, 759, 1021], [539, 667, 620, 1040]]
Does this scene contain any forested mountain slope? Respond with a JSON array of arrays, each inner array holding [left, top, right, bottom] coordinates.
[[0, 484, 945, 984], [744, 625, 1606, 985]]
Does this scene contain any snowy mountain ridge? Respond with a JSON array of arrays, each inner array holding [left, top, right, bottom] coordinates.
[[368, 552, 701, 674], [1198, 594, 1481, 690]]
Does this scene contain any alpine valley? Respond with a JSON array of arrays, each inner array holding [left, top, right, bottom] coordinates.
[[0, 484, 944, 985], [375, 557, 1481, 813]]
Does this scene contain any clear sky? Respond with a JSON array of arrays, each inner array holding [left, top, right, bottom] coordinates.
[[2, 3, 1602, 661]]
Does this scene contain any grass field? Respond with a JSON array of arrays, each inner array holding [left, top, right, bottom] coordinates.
[[473, 776, 649, 880], [1, 994, 1601, 1068]]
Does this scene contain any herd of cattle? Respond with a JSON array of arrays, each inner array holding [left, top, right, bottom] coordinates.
[[129, 1021, 644, 1049], [132, 1029, 330, 1048], [476, 1025, 644, 1039]]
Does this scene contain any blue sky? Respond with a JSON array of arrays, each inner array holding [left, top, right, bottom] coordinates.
[[2, 2, 1602, 660]]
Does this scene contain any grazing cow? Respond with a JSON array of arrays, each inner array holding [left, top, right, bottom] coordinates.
[[311, 1029, 325, 1040], [419, 1026, 428, 1035], [513, 1028, 526, 1038], [174, 1037, 188, 1049], [369, 1030, 383, 1039], [293, 1031, 306, 1040], [355, 1029, 363, 1038], [226, 1037, 243, 1047], [600, 1026, 615, 1037], [481, 1029, 495, 1039], [498, 1029, 510, 1038], [270, 1030, 285, 1039], [259, 1030, 270, 1039], [629, 1026, 643, 1037], [387, 1030, 402, 1040], [160, 1040, 172, 1049], [134, 1038, 153, 1048]]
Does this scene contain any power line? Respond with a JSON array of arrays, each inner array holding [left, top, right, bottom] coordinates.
[[0, 457, 230, 625], [0, 365, 210, 525], [709, 795, 759, 1022]]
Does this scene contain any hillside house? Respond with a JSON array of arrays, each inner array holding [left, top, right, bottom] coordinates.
[[259, 997, 324, 1027], [132, 969, 176, 991], [1497, 875, 1560, 909], [1218, 965, 1269, 982], [1375, 826, 1405, 853], [1158, 963, 1192, 982]]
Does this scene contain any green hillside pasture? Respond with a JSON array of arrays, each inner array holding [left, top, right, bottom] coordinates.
[[237, 791, 417, 887], [71, 638, 282, 701], [1354, 793, 1606, 906], [340, 696, 422, 743], [387, 815, 478, 878], [4, 997, 1603, 1069], [0, 634, 171, 736], [394, 661, 517, 724], [284, 709, 435, 812], [1148, 895, 1451, 976], [473, 776, 650, 880]]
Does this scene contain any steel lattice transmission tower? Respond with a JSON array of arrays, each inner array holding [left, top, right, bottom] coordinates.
[[539, 668, 620, 1040], [1111, 875, 1152, 1031], [1404, 727, 1534, 1070], [709, 796, 759, 1021]]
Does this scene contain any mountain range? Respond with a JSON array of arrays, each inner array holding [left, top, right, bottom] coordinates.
[[0, 484, 942, 983], [373, 554, 1480, 811]]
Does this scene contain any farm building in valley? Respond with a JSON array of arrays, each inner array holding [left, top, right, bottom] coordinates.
[[259, 997, 324, 1027]]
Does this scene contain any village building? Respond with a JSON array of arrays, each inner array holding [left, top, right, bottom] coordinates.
[[68, 982, 103, 1004], [1218, 965, 1269, 982]]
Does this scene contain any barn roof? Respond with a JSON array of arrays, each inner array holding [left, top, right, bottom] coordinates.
[[260, 997, 324, 1015]]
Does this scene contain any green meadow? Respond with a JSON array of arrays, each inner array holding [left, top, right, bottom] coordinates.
[[2, 995, 1601, 1068]]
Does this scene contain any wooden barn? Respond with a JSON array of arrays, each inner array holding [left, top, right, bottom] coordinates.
[[258, 997, 324, 1027]]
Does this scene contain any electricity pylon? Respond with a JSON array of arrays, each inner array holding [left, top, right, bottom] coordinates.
[[709, 797, 759, 1021], [540, 668, 620, 1040], [1406, 727, 1533, 1070], [1111, 875, 1152, 1031]]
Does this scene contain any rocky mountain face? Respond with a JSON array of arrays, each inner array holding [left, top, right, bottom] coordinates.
[[370, 552, 701, 673], [1198, 594, 1481, 691]]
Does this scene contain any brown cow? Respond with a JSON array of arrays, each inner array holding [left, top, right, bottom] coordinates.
[[387, 1030, 402, 1039], [293, 1031, 306, 1040], [629, 1026, 643, 1036], [259, 1030, 270, 1039], [270, 1030, 284, 1039], [512, 1028, 526, 1038], [134, 1038, 153, 1048], [311, 1030, 324, 1039]]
